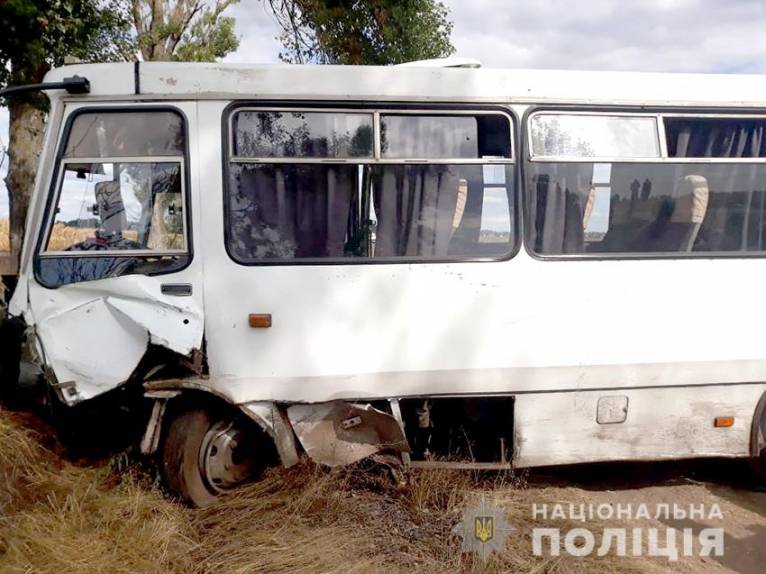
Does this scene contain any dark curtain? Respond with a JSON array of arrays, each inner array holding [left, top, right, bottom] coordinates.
[[371, 165, 461, 257], [670, 119, 766, 158], [229, 164, 355, 260]]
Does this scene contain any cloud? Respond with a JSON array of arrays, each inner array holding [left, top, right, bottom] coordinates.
[[221, 1, 283, 64], [3, 0, 766, 218], [444, 0, 766, 72]]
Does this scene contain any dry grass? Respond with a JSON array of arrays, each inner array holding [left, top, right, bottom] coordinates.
[[38, 223, 141, 251], [0, 411, 195, 574], [0, 218, 92, 252], [0, 410, 681, 574], [45, 223, 99, 251], [0, 219, 8, 252]]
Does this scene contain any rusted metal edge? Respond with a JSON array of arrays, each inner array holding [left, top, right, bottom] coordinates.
[[409, 461, 512, 470]]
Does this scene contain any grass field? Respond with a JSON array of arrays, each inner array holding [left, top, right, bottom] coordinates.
[[3, 407, 739, 574], [0, 219, 95, 252]]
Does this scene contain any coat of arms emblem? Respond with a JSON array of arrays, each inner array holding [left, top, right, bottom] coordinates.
[[453, 497, 515, 559]]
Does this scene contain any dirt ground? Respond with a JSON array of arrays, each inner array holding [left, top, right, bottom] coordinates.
[[1, 405, 764, 574], [525, 460, 766, 573]]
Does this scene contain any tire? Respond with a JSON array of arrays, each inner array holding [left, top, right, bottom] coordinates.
[[752, 410, 766, 483], [162, 405, 263, 507], [162, 408, 219, 507]]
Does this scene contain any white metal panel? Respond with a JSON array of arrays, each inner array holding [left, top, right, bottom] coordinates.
[[41, 62, 766, 107], [9, 101, 65, 318], [199, 103, 766, 405], [28, 274, 204, 403], [513, 384, 766, 467], [104, 294, 202, 356], [45, 63, 134, 98]]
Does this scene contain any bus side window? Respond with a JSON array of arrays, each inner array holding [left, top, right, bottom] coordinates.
[[226, 109, 515, 263], [527, 112, 766, 257]]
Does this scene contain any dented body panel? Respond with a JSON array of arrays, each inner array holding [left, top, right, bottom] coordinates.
[[12, 99, 205, 405], [29, 275, 203, 403]]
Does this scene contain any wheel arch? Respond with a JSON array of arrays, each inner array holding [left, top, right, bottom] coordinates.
[[140, 379, 300, 467]]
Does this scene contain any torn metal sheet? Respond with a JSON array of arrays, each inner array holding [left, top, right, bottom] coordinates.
[[29, 275, 203, 404], [140, 390, 181, 454], [35, 297, 149, 402], [241, 402, 300, 468], [105, 296, 200, 356], [287, 401, 410, 467]]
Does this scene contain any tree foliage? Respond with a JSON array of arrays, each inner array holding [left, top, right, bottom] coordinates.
[[0, 0, 133, 264], [266, 0, 455, 65], [0, 0, 133, 90], [131, 0, 239, 61], [0, 0, 241, 267]]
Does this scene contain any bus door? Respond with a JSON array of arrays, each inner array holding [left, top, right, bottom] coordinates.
[[20, 102, 204, 404]]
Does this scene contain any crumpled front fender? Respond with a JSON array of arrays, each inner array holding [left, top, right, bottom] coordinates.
[[16, 275, 203, 404]]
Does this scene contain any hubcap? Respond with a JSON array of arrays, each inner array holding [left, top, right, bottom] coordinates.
[[199, 421, 254, 493]]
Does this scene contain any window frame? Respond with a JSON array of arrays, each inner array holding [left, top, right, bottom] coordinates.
[[41, 156, 188, 257], [528, 111, 664, 163], [223, 102, 519, 266], [230, 109, 376, 161], [522, 105, 766, 261], [33, 105, 193, 287]]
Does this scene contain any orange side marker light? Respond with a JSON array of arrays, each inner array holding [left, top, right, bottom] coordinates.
[[714, 416, 735, 428], [248, 313, 272, 328]]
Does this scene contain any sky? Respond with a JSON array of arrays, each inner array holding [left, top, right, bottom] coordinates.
[[3, 0, 766, 216]]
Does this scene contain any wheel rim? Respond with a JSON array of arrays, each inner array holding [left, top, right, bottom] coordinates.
[[199, 420, 255, 493]]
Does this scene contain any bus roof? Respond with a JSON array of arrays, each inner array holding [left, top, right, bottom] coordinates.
[[43, 62, 766, 108]]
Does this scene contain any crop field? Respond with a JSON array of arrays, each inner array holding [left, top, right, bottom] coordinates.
[[0, 219, 142, 254]]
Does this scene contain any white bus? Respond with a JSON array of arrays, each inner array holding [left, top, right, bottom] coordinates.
[[5, 61, 766, 505]]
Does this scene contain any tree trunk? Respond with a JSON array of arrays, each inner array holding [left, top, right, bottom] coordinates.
[[4, 100, 46, 266]]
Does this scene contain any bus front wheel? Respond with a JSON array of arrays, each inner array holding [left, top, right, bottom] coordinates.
[[161, 405, 260, 507]]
